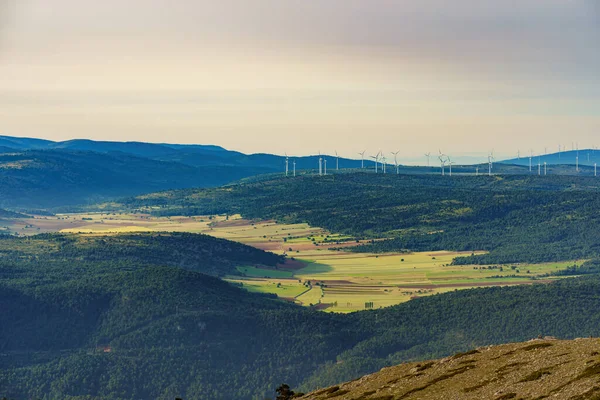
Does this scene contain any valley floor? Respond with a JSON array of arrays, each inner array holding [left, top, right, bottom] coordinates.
[[2, 212, 579, 312]]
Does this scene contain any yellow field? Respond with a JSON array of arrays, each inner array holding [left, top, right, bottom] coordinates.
[[5, 212, 580, 312]]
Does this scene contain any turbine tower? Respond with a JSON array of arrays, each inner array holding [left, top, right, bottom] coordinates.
[[285, 153, 289, 177], [425, 152, 431, 167], [392, 151, 400, 174], [576, 151, 580, 173], [293, 160, 296, 177], [381, 154, 387, 174], [529, 150, 533, 172], [544, 162, 547, 176], [358, 150, 366, 169], [324, 158, 327, 175], [447, 156, 455, 177], [488, 153, 495, 176], [558, 144, 562, 161], [371, 151, 381, 173], [335, 150, 339, 171], [318, 152, 323, 176], [438, 151, 447, 176], [370, 154, 378, 173]]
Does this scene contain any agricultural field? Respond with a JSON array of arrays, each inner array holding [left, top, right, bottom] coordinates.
[[3, 212, 340, 247], [1, 213, 224, 235], [229, 248, 576, 313], [2, 212, 580, 312]]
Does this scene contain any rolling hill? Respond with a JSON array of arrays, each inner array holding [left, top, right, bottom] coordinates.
[[0, 150, 273, 209], [0, 134, 364, 170], [299, 338, 600, 400], [5, 232, 600, 399], [501, 149, 600, 168], [0, 135, 368, 209], [1, 135, 598, 211], [116, 173, 600, 264]]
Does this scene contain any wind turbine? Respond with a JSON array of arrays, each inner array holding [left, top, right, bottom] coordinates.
[[381, 154, 387, 174], [285, 153, 289, 177], [370, 153, 379, 173], [358, 150, 366, 169], [392, 151, 400, 174], [335, 151, 339, 171], [318, 152, 323, 176], [517, 150, 521, 159], [558, 144, 562, 161], [438, 151, 447, 176], [529, 150, 533, 172], [324, 158, 327, 175], [488, 153, 495, 176], [425, 152, 431, 167], [447, 156, 455, 177]]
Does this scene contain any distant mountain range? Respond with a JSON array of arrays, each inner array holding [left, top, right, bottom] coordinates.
[[0, 135, 363, 170], [0, 134, 597, 210], [0, 135, 363, 209]]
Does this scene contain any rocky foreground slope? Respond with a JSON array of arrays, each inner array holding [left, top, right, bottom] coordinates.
[[300, 338, 600, 400]]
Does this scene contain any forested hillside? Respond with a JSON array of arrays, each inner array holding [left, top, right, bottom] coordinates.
[[0, 150, 273, 209], [0, 233, 344, 399], [0, 209, 28, 219], [117, 173, 600, 264], [4, 233, 600, 399]]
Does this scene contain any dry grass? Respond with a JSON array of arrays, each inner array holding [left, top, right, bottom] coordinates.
[[300, 339, 600, 400]]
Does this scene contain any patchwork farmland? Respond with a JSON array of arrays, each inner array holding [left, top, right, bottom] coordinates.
[[4, 212, 580, 312]]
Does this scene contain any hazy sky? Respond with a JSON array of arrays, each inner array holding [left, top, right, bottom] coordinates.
[[1, 0, 599, 159]]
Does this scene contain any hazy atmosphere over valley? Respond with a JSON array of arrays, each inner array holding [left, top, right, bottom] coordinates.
[[1, 0, 600, 159], [2, 2, 600, 400]]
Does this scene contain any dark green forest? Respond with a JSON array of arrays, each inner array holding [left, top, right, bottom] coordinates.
[[4, 233, 600, 399], [116, 173, 600, 264], [0, 150, 275, 209]]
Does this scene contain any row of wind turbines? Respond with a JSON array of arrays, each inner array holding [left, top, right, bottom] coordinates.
[[284, 146, 600, 178], [516, 144, 600, 175], [284, 150, 404, 177]]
